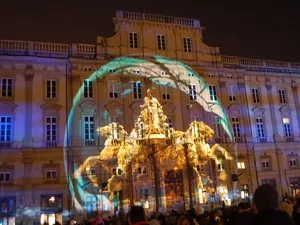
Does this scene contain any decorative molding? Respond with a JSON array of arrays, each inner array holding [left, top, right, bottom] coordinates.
[[42, 160, 60, 170], [228, 104, 241, 114], [40, 101, 62, 114], [252, 105, 266, 116], [266, 84, 272, 92], [279, 105, 292, 116], [237, 154, 247, 160], [130, 101, 143, 112], [0, 101, 18, 113], [24, 74, 34, 82], [0, 162, 14, 171], [80, 100, 97, 111], [105, 101, 122, 112], [162, 102, 176, 114]]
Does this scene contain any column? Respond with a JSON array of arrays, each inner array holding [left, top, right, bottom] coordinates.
[[266, 84, 280, 140], [237, 83, 252, 142], [71, 74, 81, 146], [219, 81, 227, 143], [23, 73, 34, 147], [120, 76, 132, 131], [97, 77, 106, 146], [247, 147, 259, 193], [291, 83, 300, 138]]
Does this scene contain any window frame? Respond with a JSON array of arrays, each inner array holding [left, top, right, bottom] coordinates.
[[84, 80, 93, 98], [208, 85, 217, 101], [251, 88, 260, 104], [157, 34, 166, 50], [183, 37, 192, 52], [132, 81, 142, 99], [84, 116, 95, 146], [0, 116, 12, 147], [129, 32, 138, 48], [228, 85, 237, 102], [46, 116, 57, 147], [46, 170, 58, 180], [278, 89, 287, 104], [0, 78, 13, 98], [0, 172, 11, 183], [45, 79, 57, 99], [108, 80, 119, 99], [189, 84, 197, 101]]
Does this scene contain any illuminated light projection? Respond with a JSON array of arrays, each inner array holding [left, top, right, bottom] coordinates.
[[64, 55, 235, 213]]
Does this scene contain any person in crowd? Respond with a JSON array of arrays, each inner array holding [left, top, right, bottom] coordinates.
[[128, 206, 148, 225], [168, 210, 179, 225], [92, 213, 104, 225], [148, 214, 160, 225], [177, 216, 189, 225], [157, 215, 167, 225], [234, 202, 254, 225], [279, 200, 293, 218], [252, 184, 294, 225], [293, 204, 300, 225], [207, 210, 222, 225]]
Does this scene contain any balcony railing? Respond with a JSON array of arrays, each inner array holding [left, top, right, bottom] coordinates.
[[285, 136, 294, 143], [0, 141, 11, 148], [221, 55, 300, 73]]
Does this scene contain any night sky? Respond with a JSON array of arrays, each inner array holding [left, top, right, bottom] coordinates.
[[1, 0, 299, 62]]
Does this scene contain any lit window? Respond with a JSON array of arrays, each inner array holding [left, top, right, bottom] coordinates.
[[1, 78, 13, 97], [283, 118, 292, 137], [189, 84, 197, 100], [112, 168, 123, 176], [209, 85, 217, 101], [278, 89, 287, 104], [157, 35, 166, 50], [84, 116, 95, 146], [129, 32, 138, 48], [237, 162, 245, 169], [84, 80, 93, 98], [46, 79, 56, 99], [241, 184, 249, 199], [183, 37, 192, 52], [86, 196, 97, 214], [251, 88, 260, 103], [0, 116, 12, 147], [217, 163, 225, 171]]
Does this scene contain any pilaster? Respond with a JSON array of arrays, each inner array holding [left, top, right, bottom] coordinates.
[[266, 84, 280, 140], [23, 73, 34, 147], [291, 82, 300, 137]]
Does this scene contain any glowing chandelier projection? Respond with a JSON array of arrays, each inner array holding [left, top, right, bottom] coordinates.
[[64, 54, 234, 212]]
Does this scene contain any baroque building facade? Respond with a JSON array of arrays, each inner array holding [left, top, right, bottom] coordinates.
[[0, 9, 300, 224]]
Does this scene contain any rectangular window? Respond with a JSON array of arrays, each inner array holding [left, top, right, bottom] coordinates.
[[183, 37, 191, 52], [0, 172, 11, 182], [251, 88, 260, 103], [212, 117, 221, 138], [84, 80, 93, 98], [290, 159, 297, 167], [237, 162, 245, 169], [86, 196, 97, 213], [283, 118, 292, 137], [46, 79, 57, 99], [157, 35, 166, 50], [209, 85, 217, 101], [241, 184, 249, 199], [278, 89, 287, 104], [108, 81, 119, 99], [84, 116, 94, 146], [256, 118, 265, 138], [0, 116, 12, 147], [46, 117, 57, 147], [1, 78, 13, 97], [162, 85, 171, 100], [137, 167, 147, 174], [189, 84, 197, 100], [228, 85, 236, 102], [262, 160, 270, 169], [129, 32, 138, 48], [90, 168, 96, 176], [132, 82, 142, 99], [261, 179, 277, 188], [231, 117, 241, 138], [46, 170, 57, 180]]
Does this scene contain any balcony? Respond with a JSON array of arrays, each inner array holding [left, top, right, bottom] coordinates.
[[258, 137, 267, 143], [285, 137, 294, 143]]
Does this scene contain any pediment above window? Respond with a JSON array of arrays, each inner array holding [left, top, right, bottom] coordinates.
[[79, 100, 97, 111], [237, 154, 247, 160], [288, 152, 298, 157], [105, 101, 122, 112], [42, 160, 60, 171], [162, 102, 176, 114], [252, 105, 266, 116], [228, 104, 241, 114], [40, 101, 62, 114], [0, 162, 14, 172], [0, 101, 18, 114], [260, 153, 271, 160], [279, 105, 292, 116], [130, 101, 143, 112]]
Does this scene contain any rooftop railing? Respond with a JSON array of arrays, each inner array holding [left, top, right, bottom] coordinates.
[[115, 10, 201, 28], [221, 55, 300, 72]]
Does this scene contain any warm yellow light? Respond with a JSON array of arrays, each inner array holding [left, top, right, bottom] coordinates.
[[283, 118, 290, 124]]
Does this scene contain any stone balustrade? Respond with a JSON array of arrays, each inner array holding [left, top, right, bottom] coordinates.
[[115, 10, 201, 28], [222, 55, 300, 72]]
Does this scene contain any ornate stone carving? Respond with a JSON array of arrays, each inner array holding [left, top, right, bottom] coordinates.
[[24, 74, 34, 82], [42, 160, 60, 171], [40, 102, 62, 114]]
